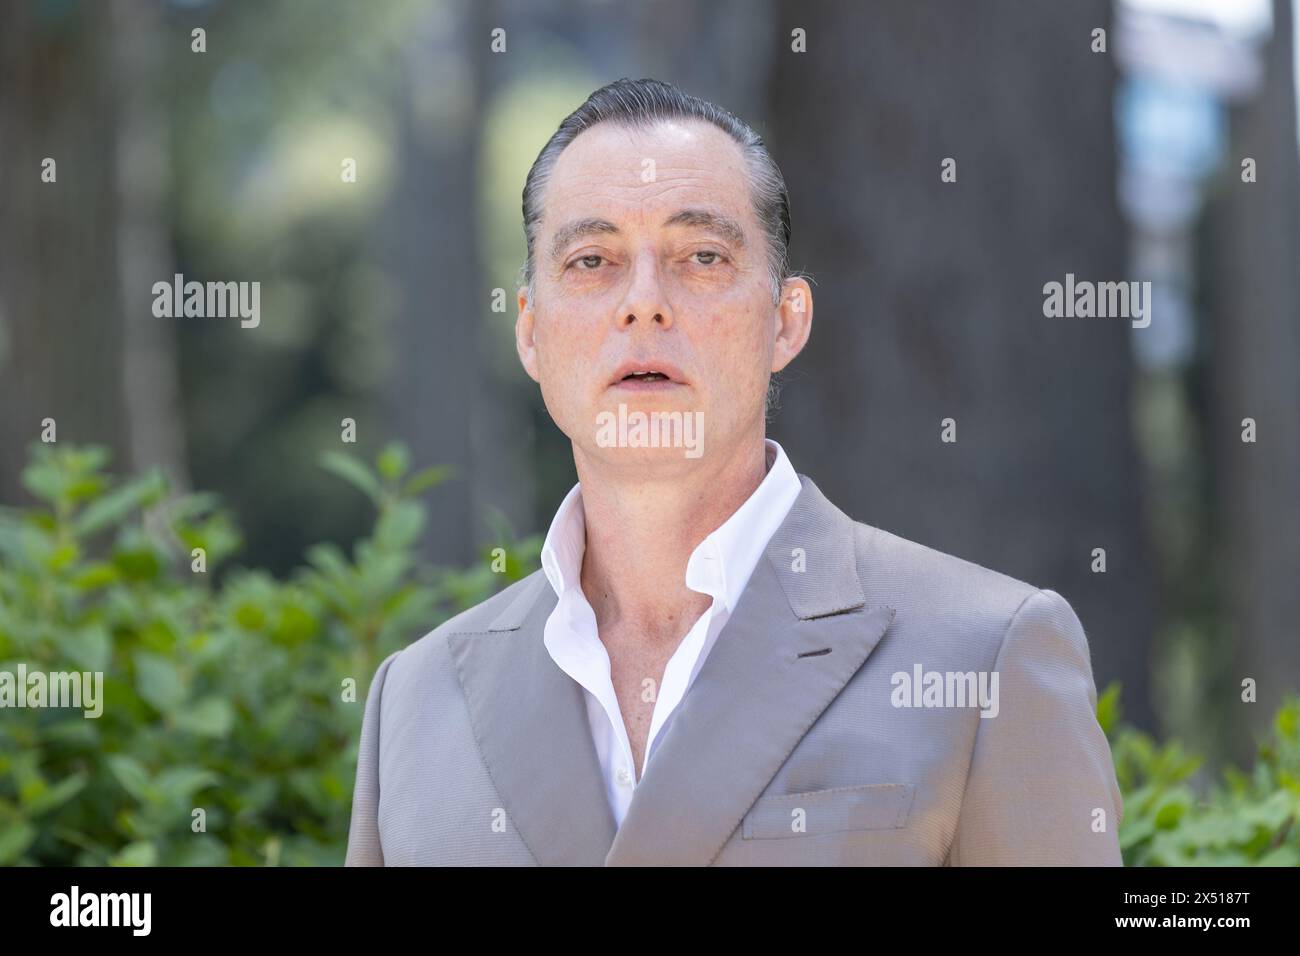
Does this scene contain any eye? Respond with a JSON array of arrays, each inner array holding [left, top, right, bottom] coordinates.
[[571, 254, 605, 270], [691, 250, 726, 266]]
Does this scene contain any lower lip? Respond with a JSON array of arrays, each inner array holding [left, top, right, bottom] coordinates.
[[612, 378, 683, 392]]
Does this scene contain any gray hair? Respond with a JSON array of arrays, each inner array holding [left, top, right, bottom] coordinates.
[[519, 77, 793, 307]]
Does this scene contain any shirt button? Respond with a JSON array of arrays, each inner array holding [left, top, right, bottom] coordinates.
[[616, 767, 633, 786]]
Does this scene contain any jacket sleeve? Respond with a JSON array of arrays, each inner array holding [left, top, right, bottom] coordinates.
[[345, 650, 402, 866], [946, 588, 1124, 865]]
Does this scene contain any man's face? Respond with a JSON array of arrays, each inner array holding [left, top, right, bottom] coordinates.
[[516, 118, 810, 473]]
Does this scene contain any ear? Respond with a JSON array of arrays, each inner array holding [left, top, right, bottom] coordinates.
[[516, 286, 541, 383], [772, 275, 813, 373]]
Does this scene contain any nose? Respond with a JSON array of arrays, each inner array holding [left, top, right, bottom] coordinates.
[[615, 249, 674, 330]]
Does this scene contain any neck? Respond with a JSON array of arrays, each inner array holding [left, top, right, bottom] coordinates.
[[573, 432, 769, 637]]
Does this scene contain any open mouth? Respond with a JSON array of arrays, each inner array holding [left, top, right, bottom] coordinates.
[[610, 361, 686, 388]]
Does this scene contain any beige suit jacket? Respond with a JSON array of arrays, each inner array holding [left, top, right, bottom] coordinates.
[[345, 475, 1124, 865]]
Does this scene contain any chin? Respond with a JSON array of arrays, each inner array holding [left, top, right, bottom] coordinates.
[[589, 446, 710, 474]]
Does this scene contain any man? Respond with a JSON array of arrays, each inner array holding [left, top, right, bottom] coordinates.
[[346, 77, 1123, 866]]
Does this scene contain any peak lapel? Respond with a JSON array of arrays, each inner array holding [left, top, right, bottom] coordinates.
[[445, 574, 618, 866], [605, 476, 896, 866]]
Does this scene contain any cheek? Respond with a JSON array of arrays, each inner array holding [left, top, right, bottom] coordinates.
[[534, 315, 588, 374], [705, 310, 774, 379], [533, 313, 603, 412], [690, 335, 771, 425]]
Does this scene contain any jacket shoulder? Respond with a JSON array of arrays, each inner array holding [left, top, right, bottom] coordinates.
[[851, 520, 1045, 631], [384, 570, 550, 682]]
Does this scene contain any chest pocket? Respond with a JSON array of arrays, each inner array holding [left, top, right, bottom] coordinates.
[[741, 783, 915, 840]]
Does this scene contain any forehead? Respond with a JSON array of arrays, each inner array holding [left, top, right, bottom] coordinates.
[[541, 118, 754, 226]]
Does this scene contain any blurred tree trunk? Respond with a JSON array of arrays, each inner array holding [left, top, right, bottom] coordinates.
[[0, 2, 187, 506], [0, 3, 129, 499], [379, 0, 532, 566], [110, 0, 189, 494], [1205, 0, 1300, 755], [629, 0, 775, 121], [765, 0, 1159, 729]]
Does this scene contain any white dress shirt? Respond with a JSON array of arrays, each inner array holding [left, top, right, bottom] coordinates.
[[539, 438, 802, 828]]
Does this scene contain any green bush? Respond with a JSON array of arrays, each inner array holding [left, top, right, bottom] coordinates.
[[1099, 684, 1300, 865], [1, 443, 1296, 866], [0, 441, 538, 865]]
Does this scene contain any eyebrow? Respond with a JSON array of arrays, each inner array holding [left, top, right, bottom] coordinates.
[[547, 208, 747, 264], [662, 208, 747, 248], [548, 217, 620, 264]]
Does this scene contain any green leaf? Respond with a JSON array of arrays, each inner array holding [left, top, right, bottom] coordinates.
[[1276, 703, 1298, 742], [374, 500, 425, 551], [65, 476, 109, 504], [109, 841, 158, 867], [71, 562, 119, 590], [176, 697, 234, 738], [376, 443, 409, 482], [234, 601, 265, 631], [58, 624, 111, 673], [1096, 682, 1121, 737], [155, 766, 219, 803], [0, 821, 37, 864], [319, 451, 381, 503], [402, 464, 453, 498], [24, 772, 89, 816], [106, 755, 155, 803], [112, 545, 163, 582], [72, 469, 167, 537], [134, 651, 187, 713], [45, 541, 80, 573]]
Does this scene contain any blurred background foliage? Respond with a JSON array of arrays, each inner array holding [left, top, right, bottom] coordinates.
[[0, 442, 539, 865], [1, 0, 1298, 863], [1101, 687, 1300, 865]]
